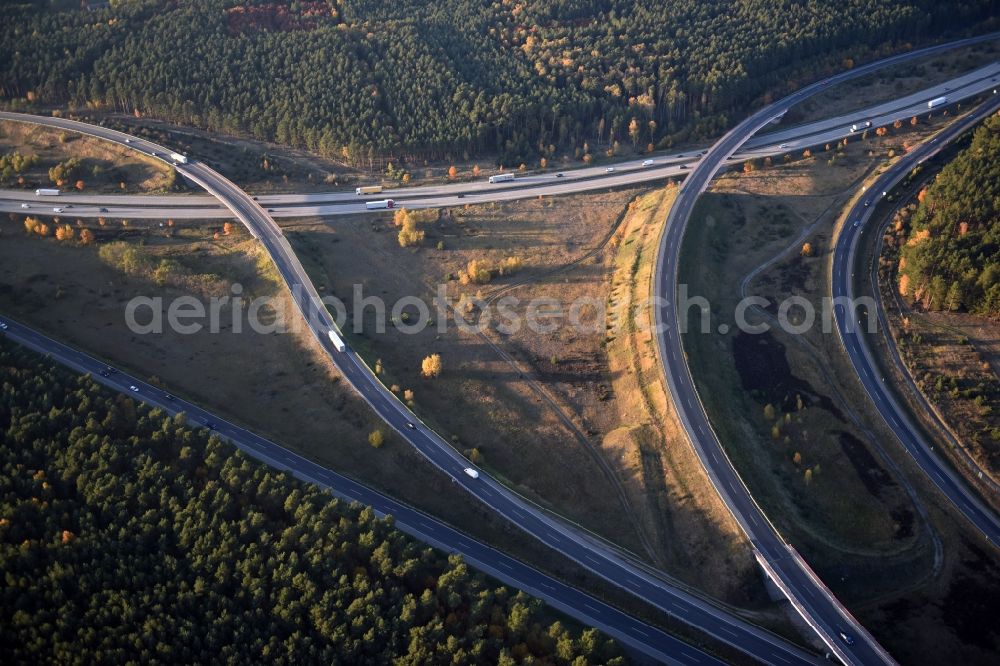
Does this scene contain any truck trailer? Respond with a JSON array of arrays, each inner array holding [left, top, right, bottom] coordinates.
[[355, 185, 384, 195], [35, 188, 60, 196], [327, 329, 346, 352], [928, 96, 948, 109], [488, 173, 515, 184], [365, 199, 395, 210], [169, 152, 188, 164]]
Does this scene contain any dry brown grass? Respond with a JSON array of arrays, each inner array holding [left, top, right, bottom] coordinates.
[[601, 186, 759, 602], [0, 120, 173, 193], [0, 214, 542, 559], [281, 191, 666, 560]]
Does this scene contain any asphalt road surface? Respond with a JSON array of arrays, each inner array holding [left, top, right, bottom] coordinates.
[[0, 316, 724, 666], [2, 30, 998, 666], [651, 32, 1000, 666], [3, 58, 999, 221], [0, 112, 823, 664], [832, 96, 1000, 546]]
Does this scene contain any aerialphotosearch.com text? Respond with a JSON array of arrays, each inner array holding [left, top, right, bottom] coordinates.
[[124, 283, 878, 338]]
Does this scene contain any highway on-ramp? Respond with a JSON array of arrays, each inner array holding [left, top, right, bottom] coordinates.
[[0, 112, 823, 665], [3, 31, 999, 666], [0, 315, 724, 666], [832, 97, 1000, 546], [650, 33, 1000, 666]]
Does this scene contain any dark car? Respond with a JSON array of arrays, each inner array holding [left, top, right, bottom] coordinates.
[[99, 207, 108, 213], [99, 370, 110, 378], [457, 193, 465, 198], [205, 421, 216, 431], [556, 173, 564, 178], [164, 393, 175, 401]]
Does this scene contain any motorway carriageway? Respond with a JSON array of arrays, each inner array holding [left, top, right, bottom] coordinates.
[[0, 316, 726, 666], [652, 31, 1000, 666], [832, 95, 1000, 548], [2, 60, 999, 221], [2, 31, 998, 666], [0, 112, 825, 665]]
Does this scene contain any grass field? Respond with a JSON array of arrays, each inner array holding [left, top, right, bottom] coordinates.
[[0, 204, 788, 662], [0, 120, 175, 193], [680, 126, 941, 574], [281, 191, 665, 561], [678, 111, 1000, 663]]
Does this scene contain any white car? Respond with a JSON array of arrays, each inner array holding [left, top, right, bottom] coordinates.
[[463, 468, 480, 479], [20, 203, 29, 209], [53, 207, 63, 213], [779, 143, 788, 149], [642, 159, 654, 166], [129, 385, 139, 393], [606, 166, 615, 173], [125, 138, 131, 143], [0, 321, 8, 330]]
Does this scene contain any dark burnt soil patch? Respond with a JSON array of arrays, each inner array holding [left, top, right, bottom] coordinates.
[[732, 330, 843, 418], [890, 506, 914, 540], [837, 431, 895, 498], [941, 571, 1000, 651], [759, 254, 811, 295]]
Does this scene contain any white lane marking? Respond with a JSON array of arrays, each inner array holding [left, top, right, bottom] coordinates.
[[716, 625, 737, 638]]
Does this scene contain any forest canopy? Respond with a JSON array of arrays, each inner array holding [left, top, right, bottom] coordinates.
[[1, 0, 996, 164], [898, 112, 1000, 317], [0, 339, 622, 664]]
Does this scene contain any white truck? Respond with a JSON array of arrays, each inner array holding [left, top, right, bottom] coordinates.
[[463, 468, 480, 479], [365, 199, 395, 210], [327, 329, 346, 352], [355, 185, 383, 195], [35, 188, 60, 196], [169, 152, 188, 164], [927, 96, 948, 109], [488, 173, 515, 184], [850, 121, 872, 132]]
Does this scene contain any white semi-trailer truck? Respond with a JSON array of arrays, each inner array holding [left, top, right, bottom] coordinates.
[[327, 329, 346, 352], [365, 199, 395, 210], [928, 96, 948, 109], [35, 188, 60, 196], [488, 173, 515, 183], [169, 152, 188, 164]]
